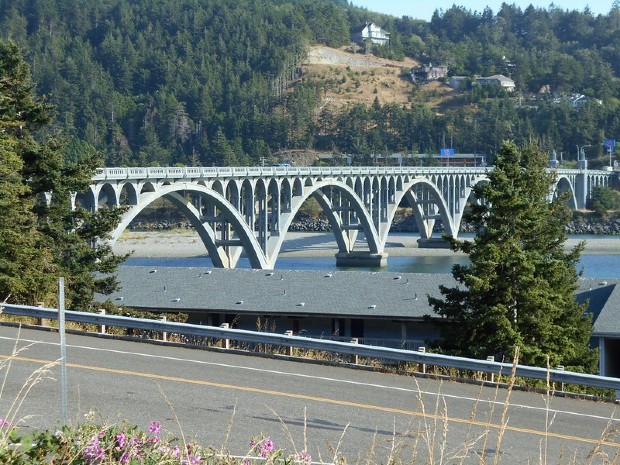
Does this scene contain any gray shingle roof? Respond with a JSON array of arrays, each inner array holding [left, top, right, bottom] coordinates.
[[103, 268, 620, 334], [576, 279, 620, 335], [106, 267, 456, 320]]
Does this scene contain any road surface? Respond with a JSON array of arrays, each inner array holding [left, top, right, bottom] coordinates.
[[0, 325, 618, 463]]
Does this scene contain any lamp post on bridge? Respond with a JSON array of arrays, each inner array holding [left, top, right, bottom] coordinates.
[[604, 139, 616, 170], [576, 145, 590, 170]]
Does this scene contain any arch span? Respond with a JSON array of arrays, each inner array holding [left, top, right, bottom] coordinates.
[[110, 184, 270, 269], [265, 180, 381, 267], [385, 179, 456, 243]]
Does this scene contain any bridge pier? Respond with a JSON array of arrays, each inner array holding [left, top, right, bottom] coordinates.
[[335, 251, 388, 267], [417, 237, 452, 249]]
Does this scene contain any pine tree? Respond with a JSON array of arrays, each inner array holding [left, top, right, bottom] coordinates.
[[0, 40, 57, 304], [428, 141, 597, 372], [0, 130, 57, 304], [0, 39, 126, 309]]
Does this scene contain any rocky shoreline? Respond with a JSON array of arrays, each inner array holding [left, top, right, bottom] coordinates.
[[130, 213, 620, 235]]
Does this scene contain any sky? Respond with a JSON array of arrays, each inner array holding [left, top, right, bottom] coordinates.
[[350, 1, 613, 20]]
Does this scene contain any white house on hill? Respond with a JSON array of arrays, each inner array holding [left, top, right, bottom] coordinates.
[[352, 22, 390, 45], [475, 74, 516, 92]]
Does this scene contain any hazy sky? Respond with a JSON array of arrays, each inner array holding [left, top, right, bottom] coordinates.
[[350, 1, 613, 20]]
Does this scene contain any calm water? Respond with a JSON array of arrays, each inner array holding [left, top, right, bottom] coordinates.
[[124, 236, 620, 279], [124, 255, 618, 278]]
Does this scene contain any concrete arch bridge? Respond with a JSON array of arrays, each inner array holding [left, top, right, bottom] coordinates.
[[81, 165, 616, 269]]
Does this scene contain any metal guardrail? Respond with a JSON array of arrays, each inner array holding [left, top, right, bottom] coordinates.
[[2, 303, 620, 393]]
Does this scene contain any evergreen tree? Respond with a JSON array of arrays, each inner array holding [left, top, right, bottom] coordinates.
[[0, 39, 125, 309], [428, 141, 597, 372], [0, 40, 57, 304], [0, 127, 57, 304]]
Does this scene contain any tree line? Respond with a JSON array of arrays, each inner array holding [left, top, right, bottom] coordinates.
[[2, 0, 620, 167]]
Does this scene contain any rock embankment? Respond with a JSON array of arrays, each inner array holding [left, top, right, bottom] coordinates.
[[390, 215, 620, 235], [565, 215, 620, 235], [129, 214, 620, 235]]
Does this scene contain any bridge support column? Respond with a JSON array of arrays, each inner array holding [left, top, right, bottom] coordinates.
[[575, 172, 588, 210], [335, 251, 388, 267]]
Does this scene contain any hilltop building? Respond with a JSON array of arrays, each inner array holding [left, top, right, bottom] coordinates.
[[475, 74, 516, 92], [351, 22, 390, 45], [412, 63, 449, 81]]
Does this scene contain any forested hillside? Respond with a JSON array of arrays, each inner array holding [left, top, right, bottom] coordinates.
[[2, 0, 620, 167]]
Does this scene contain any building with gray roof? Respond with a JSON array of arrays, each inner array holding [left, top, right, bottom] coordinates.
[[103, 267, 620, 376]]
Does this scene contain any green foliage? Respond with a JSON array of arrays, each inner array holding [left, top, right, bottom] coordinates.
[[0, 1, 619, 163], [295, 197, 323, 219], [588, 185, 620, 214], [0, 417, 315, 465], [0, 40, 59, 305], [429, 141, 597, 371], [0, 419, 215, 464], [0, 39, 125, 309]]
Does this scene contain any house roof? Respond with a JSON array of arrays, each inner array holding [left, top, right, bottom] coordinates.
[[476, 74, 515, 84], [576, 279, 620, 336], [104, 266, 454, 320], [352, 22, 389, 35], [102, 268, 620, 335]]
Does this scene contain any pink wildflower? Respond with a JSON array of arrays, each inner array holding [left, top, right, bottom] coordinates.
[[116, 433, 127, 449], [148, 420, 161, 435]]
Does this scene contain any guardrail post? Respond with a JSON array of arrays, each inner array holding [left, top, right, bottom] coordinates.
[[58, 278, 68, 425], [486, 356, 495, 382], [284, 330, 294, 356], [556, 365, 565, 392], [418, 346, 426, 374], [220, 323, 230, 349], [161, 316, 167, 342], [351, 338, 359, 364], [99, 309, 106, 334], [37, 302, 49, 327]]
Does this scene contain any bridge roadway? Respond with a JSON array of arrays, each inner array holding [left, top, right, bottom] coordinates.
[[0, 326, 618, 463], [83, 165, 616, 269]]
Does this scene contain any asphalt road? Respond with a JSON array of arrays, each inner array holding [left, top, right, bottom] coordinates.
[[0, 325, 618, 463]]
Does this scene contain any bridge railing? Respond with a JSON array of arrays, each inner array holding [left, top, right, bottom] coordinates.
[[92, 165, 500, 181], [91, 165, 612, 182], [2, 303, 619, 395]]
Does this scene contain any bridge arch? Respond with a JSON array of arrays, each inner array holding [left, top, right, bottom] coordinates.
[[384, 178, 456, 244], [119, 182, 139, 206], [266, 180, 381, 266], [110, 184, 270, 269], [553, 175, 578, 209]]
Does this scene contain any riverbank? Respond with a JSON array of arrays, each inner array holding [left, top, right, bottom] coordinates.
[[113, 230, 620, 259]]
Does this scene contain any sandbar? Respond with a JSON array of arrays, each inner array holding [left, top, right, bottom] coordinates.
[[113, 230, 620, 259]]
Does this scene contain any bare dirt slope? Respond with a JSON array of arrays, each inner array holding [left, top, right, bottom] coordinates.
[[301, 46, 420, 109]]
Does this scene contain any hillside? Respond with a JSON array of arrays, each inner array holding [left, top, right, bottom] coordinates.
[[301, 46, 420, 109], [2, 0, 620, 167], [300, 46, 463, 113]]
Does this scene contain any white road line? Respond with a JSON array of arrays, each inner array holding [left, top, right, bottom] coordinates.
[[0, 334, 616, 422]]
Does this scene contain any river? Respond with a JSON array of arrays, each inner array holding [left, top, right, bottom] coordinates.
[[124, 255, 618, 278], [122, 233, 620, 279]]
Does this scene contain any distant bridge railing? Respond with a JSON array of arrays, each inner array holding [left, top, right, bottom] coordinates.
[[3, 303, 619, 395], [93, 165, 494, 181]]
